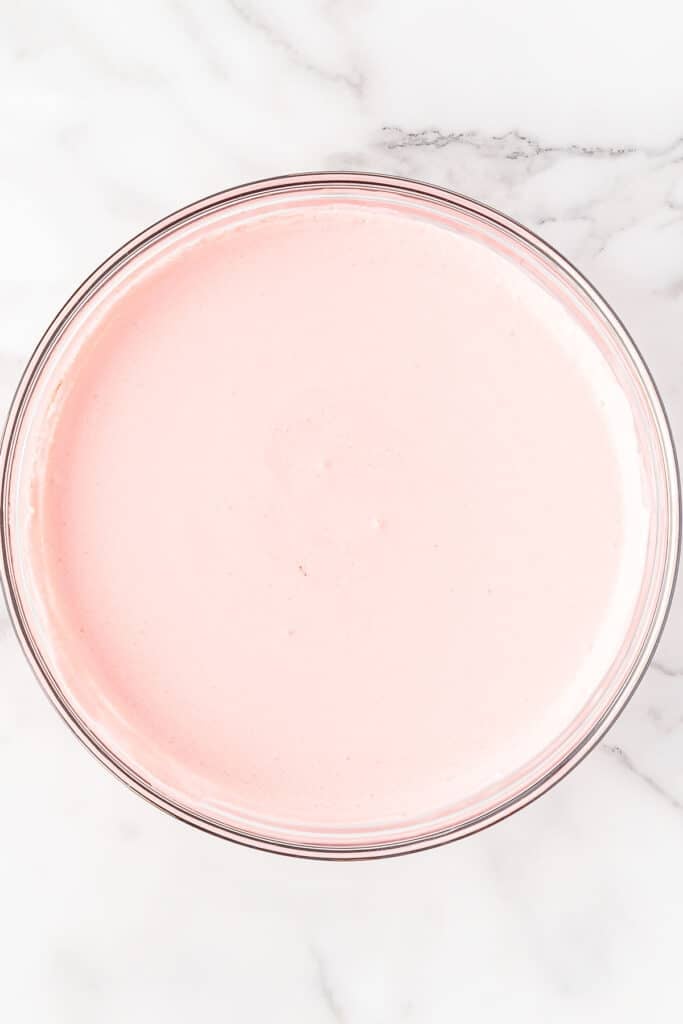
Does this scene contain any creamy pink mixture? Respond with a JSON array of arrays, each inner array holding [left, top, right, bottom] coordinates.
[[13, 199, 650, 842]]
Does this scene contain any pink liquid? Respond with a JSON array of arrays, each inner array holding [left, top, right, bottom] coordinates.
[[12, 196, 653, 843]]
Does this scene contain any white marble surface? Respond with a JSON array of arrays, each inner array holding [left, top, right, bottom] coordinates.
[[2, 1, 683, 1020]]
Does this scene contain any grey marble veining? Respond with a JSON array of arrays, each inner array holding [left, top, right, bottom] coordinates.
[[2, 2, 683, 1021]]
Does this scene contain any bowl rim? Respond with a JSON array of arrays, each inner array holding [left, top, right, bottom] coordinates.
[[1, 170, 680, 860]]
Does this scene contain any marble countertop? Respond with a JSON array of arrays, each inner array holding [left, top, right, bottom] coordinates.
[[2, 2, 683, 1020]]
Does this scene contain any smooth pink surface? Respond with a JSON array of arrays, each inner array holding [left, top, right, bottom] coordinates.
[[16, 201, 650, 840]]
